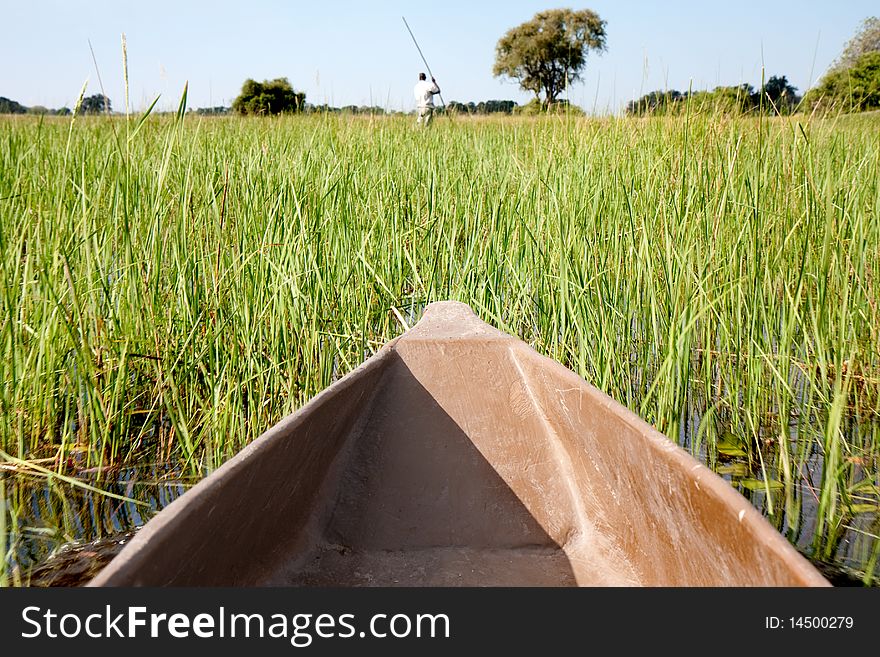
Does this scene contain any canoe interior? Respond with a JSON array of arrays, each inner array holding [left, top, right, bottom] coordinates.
[[91, 302, 828, 587]]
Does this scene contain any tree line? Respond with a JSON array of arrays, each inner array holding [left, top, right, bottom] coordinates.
[[0, 96, 73, 115], [0, 93, 109, 116], [628, 17, 879, 116], [626, 76, 800, 116], [230, 78, 523, 116]]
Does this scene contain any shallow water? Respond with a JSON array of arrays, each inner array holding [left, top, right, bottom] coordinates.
[[679, 407, 879, 585], [3, 389, 878, 586], [1, 464, 199, 586]]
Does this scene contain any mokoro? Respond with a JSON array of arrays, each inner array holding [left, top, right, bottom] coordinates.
[[91, 302, 829, 586]]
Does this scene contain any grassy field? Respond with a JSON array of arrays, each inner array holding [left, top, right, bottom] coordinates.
[[1, 109, 878, 585]]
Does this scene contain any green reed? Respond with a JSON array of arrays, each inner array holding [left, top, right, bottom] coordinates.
[[0, 108, 877, 583]]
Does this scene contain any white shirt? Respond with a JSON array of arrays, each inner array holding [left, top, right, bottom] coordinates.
[[414, 79, 440, 108]]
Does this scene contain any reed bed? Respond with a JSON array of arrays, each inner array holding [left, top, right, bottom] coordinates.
[[0, 109, 877, 584]]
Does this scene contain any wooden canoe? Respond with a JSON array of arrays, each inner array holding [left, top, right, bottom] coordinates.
[[90, 302, 829, 586]]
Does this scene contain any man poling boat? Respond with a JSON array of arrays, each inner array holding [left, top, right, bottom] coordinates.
[[413, 73, 441, 127], [403, 16, 448, 125]]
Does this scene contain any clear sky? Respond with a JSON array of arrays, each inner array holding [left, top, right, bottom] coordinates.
[[0, 1, 875, 114]]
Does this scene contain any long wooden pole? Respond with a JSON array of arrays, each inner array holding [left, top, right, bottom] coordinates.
[[402, 16, 447, 109]]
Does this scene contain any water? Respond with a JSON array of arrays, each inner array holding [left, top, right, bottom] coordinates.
[[679, 401, 879, 585], [2, 464, 198, 586]]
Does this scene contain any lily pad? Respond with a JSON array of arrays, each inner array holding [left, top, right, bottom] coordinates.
[[739, 478, 783, 491], [716, 435, 748, 458], [716, 463, 749, 477], [717, 431, 748, 457]]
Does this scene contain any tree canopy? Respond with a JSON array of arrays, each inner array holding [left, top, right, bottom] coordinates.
[[761, 75, 799, 111], [232, 78, 305, 116], [493, 8, 606, 106], [80, 94, 111, 115], [804, 17, 880, 113], [806, 51, 880, 112]]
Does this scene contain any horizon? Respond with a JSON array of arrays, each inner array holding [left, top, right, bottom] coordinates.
[[0, 1, 875, 115]]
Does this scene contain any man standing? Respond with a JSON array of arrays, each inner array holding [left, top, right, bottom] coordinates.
[[413, 72, 441, 126]]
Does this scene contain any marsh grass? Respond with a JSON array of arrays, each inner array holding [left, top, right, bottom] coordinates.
[[0, 108, 877, 583]]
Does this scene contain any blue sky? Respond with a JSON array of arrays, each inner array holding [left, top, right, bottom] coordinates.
[[0, 1, 875, 114]]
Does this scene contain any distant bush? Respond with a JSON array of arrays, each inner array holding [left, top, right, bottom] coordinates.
[[232, 78, 305, 116], [80, 94, 111, 115], [0, 97, 28, 114], [193, 106, 231, 116], [513, 98, 584, 116], [625, 90, 688, 116], [305, 104, 341, 114], [627, 76, 800, 116], [445, 100, 518, 115], [340, 105, 386, 115], [1, 97, 72, 116]]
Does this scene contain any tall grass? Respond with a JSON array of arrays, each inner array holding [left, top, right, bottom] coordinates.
[[0, 110, 877, 583]]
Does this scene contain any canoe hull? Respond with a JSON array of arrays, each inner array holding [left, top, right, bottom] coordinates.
[[91, 302, 828, 587]]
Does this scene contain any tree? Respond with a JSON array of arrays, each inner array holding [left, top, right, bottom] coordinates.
[[514, 98, 584, 115], [759, 75, 800, 113], [0, 97, 27, 114], [194, 106, 230, 116], [80, 94, 111, 114], [626, 90, 685, 116], [804, 17, 880, 113], [806, 51, 880, 112], [493, 8, 606, 106], [231, 78, 305, 115], [831, 17, 880, 73]]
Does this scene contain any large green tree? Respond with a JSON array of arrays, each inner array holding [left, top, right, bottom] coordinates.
[[232, 78, 305, 116], [807, 51, 880, 112], [492, 8, 606, 106], [805, 17, 880, 113]]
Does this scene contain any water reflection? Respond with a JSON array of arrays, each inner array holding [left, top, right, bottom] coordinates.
[[3, 464, 199, 586]]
